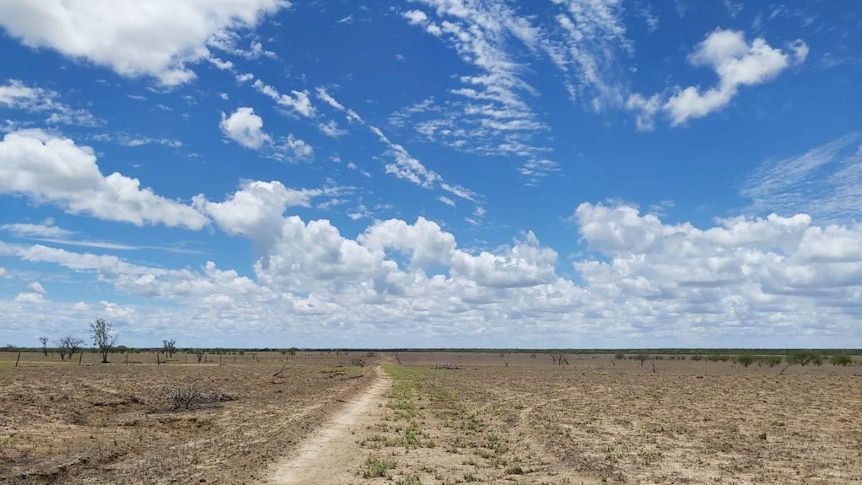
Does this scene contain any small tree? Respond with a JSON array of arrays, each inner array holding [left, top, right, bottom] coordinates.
[[786, 350, 821, 366], [163, 339, 177, 358], [57, 336, 84, 360], [90, 319, 116, 364], [39, 336, 48, 356]]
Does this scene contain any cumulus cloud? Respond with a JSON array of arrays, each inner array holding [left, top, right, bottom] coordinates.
[[628, 29, 807, 129], [0, 130, 208, 229], [0, 0, 288, 85], [4, 201, 862, 347], [15, 281, 46, 303], [220, 107, 271, 149], [195, 180, 339, 255]]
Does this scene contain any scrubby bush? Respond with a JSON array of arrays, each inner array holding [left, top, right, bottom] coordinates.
[[829, 353, 853, 366], [690, 354, 702, 361], [614, 352, 626, 360], [736, 354, 755, 367]]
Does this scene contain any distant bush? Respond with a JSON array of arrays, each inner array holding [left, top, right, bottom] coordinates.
[[690, 354, 702, 361], [718, 355, 731, 362], [654, 355, 664, 360], [736, 354, 755, 367], [829, 353, 852, 367], [764, 355, 783, 367], [614, 352, 626, 360], [706, 354, 721, 362]]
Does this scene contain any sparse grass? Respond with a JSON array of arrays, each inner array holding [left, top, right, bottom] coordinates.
[[362, 455, 397, 478], [396, 473, 422, 485]]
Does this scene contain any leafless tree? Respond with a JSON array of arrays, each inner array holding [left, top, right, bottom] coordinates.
[[90, 318, 116, 363], [57, 336, 84, 360], [163, 339, 177, 358], [39, 336, 48, 356]]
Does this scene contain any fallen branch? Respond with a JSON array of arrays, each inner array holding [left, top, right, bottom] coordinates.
[[272, 362, 294, 378]]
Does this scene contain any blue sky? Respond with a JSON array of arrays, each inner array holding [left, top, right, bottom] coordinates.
[[0, 0, 860, 348]]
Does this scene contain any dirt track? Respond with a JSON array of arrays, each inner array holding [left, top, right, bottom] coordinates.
[[263, 367, 392, 484]]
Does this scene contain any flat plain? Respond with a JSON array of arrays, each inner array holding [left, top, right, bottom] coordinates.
[[1, 350, 860, 484]]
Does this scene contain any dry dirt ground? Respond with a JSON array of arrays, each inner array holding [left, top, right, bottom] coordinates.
[[0, 350, 373, 484], [347, 352, 861, 484], [2, 350, 861, 484]]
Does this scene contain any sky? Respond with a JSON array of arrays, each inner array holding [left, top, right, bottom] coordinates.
[[0, 0, 860, 349]]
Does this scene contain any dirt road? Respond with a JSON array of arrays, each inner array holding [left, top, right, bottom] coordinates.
[[263, 367, 391, 484]]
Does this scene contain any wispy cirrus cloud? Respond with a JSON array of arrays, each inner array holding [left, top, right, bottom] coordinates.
[[741, 132, 862, 224], [315, 87, 478, 203], [398, 0, 633, 182], [0, 79, 100, 126]]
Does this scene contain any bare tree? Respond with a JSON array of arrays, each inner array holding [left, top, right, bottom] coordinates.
[[57, 336, 84, 360], [163, 339, 177, 358], [39, 336, 48, 356], [551, 353, 569, 366], [90, 319, 116, 364]]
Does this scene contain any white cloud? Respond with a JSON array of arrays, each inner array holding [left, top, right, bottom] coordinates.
[[3, 202, 862, 347], [0, 0, 288, 85], [276, 134, 313, 161], [1, 222, 73, 238], [438, 196, 455, 207], [399, 0, 631, 164], [195, 180, 339, 255], [0, 79, 99, 126], [25, 281, 46, 294], [71, 301, 90, 311], [14, 292, 44, 304], [318, 120, 347, 138], [220, 106, 271, 149], [253, 79, 315, 117], [629, 29, 807, 127], [15, 281, 46, 303], [311, 86, 477, 201], [518, 159, 560, 185], [316, 87, 363, 123], [0, 130, 208, 229]]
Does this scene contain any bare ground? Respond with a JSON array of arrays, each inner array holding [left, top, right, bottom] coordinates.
[[263, 366, 392, 484]]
